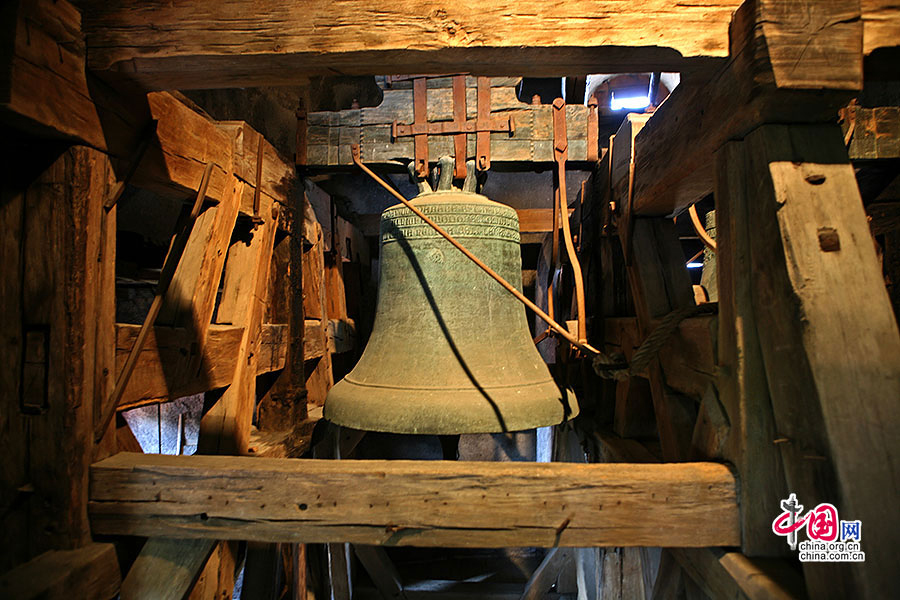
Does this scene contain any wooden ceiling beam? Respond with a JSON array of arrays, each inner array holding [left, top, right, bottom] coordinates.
[[78, 1, 744, 90], [89, 452, 740, 548]]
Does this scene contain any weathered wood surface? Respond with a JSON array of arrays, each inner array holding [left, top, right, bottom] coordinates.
[[0, 543, 121, 600], [0, 147, 113, 570], [80, 1, 743, 89], [113, 323, 287, 410], [90, 453, 740, 548], [671, 548, 804, 600], [840, 105, 900, 160], [199, 199, 279, 455], [120, 538, 216, 600], [862, 0, 900, 55], [727, 124, 900, 599], [220, 121, 298, 211], [131, 92, 234, 205], [0, 0, 99, 146], [353, 546, 407, 600], [714, 137, 788, 557], [631, 0, 864, 217], [308, 78, 593, 166], [155, 177, 242, 391]]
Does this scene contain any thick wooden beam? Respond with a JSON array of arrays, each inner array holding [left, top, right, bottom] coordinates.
[[80, 1, 743, 89], [120, 538, 216, 600], [727, 124, 900, 599], [631, 0, 864, 217], [199, 196, 279, 455], [715, 137, 788, 558], [0, 543, 121, 600], [113, 323, 287, 410], [0, 0, 146, 154], [89, 453, 740, 548], [0, 146, 113, 570]]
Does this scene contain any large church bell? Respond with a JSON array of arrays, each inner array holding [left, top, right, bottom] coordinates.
[[325, 157, 578, 434]]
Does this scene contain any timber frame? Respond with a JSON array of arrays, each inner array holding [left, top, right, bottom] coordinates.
[[1, 0, 899, 599]]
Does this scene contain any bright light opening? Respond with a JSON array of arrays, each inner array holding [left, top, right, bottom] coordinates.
[[687, 262, 704, 269], [610, 93, 650, 111]]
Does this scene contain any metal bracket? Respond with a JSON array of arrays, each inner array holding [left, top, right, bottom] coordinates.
[[391, 76, 514, 178]]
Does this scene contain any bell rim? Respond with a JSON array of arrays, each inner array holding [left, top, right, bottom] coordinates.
[[324, 377, 579, 435]]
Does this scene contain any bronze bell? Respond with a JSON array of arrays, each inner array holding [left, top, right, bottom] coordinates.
[[324, 179, 578, 434]]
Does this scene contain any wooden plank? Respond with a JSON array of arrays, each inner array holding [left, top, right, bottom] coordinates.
[[155, 176, 242, 384], [841, 105, 900, 160], [89, 453, 739, 548], [353, 546, 407, 600], [738, 124, 900, 599], [714, 138, 788, 557], [0, 543, 120, 600], [113, 323, 287, 409], [188, 541, 238, 600], [219, 121, 297, 207], [517, 208, 575, 234], [131, 92, 234, 205], [0, 0, 103, 148], [81, 1, 742, 89], [199, 206, 279, 454], [862, 0, 900, 55], [120, 538, 216, 600], [0, 147, 110, 570], [521, 547, 573, 600], [631, 0, 863, 217], [304, 319, 327, 361]]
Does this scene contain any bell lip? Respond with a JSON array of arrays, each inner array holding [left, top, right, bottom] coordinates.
[[324, 377, 579, 435]]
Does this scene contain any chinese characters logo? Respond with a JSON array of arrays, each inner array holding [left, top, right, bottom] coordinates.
[[771, 493, 864, 562]]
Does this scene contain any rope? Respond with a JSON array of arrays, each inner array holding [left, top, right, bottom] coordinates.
[[592, 303, 717, 380]]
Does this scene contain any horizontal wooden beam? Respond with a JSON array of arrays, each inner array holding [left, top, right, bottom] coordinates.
[[80, 1, 742, 89], [0, 543, 121, 600], [89, 453, 740, 548], [115, 323, 287, 410]]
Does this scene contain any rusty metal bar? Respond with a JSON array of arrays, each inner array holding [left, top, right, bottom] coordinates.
[[476, 77, 492, 170], [553, 99, 588, 344], [351, 144, 599, 356], [689, 204, 717, 251], [413, 77, 429, 178], [452, 75, 468, 179]]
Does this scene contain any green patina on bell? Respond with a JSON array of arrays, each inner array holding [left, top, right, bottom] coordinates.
[[324, 188, 578, 434]]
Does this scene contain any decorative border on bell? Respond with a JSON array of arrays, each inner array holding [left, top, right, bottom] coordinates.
[[381, 203, 520, 244]]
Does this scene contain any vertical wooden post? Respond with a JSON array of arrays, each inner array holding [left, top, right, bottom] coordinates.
[[718, 123, 900, 598], [258, 189, 307, 432], [715, 139, 788, 558], [0, 146, 113, 570]]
